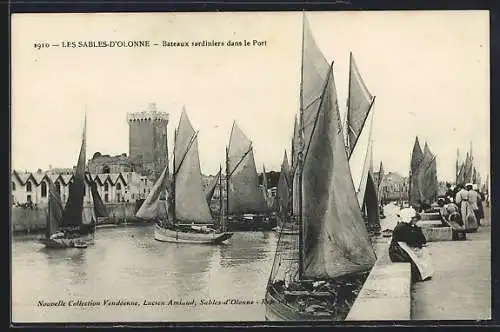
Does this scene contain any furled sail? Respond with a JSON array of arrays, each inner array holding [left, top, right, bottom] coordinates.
[[61, 116, 87, 230], [277, 151, 290, 225], [205, 169, 221, 204], [291, 115, 300, 171], [174, 110, 213, 224], [135, 165, 168, 220], [45, 177, 64, 237], [281, 150, 291, 183], [409, 136, 424, 206], [227, 122, 268, 214], [262, 164, 269, 204], [301, 64, 376, 279], [378, 161, 385, 189], [346, 53, 374, 158], [364, 171, 380, 230], [91, 180, 108, 218]]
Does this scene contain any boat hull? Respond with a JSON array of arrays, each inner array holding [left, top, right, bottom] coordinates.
[[38, 235, 93, 249], [272, 227, 299, 235], [264, 289, 334, 321], [153, 224, 233, 244]]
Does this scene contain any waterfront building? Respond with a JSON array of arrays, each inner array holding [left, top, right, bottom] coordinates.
[[373, 171, 409, 202], [11, 170, 152, 207]]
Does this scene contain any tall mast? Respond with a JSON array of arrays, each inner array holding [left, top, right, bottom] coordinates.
[[225, 146, 230, 222], [219, 164, 224, 231], [298, 11, 306, 280], [172, 128, 177, 224], [345, 51, 352, 153]]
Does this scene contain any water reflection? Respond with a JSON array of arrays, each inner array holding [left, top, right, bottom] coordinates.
[[219, 232, 276, 267], [12, 227, 278, 322]]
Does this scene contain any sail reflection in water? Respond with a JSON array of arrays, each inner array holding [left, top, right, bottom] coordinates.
[[12, 229, 277, 323]]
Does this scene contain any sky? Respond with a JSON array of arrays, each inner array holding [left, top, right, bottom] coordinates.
[[11, 11, 490, 182]]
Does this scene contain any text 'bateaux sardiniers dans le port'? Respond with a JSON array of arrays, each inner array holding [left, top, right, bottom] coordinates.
[[33, 39, 268, 50]]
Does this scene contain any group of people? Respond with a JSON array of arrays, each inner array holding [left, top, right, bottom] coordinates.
[[441, 182, 486, 232], [388, 182, 488, 283]]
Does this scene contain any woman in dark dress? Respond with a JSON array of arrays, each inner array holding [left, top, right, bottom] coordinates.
[[389, 207, 428, 281]]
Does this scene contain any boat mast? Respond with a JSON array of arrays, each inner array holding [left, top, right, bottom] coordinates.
[[298, 11, 306, 280], [172, 128, 177, 224], [225, 145, 230, 224], [345, 51, 352, 155], [219, 164, 224, 231]]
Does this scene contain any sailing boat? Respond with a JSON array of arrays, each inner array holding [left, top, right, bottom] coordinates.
[[39, 115, 98, 249], [147, 109, 233, 244], [273, 151, 298, 235], [265, 15, 376, 321], [225, 121, 273, 231], [344, 52, 381, 235]]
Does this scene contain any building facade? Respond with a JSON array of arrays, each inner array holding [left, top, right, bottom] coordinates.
[[373, 171, 409, 202], [127, 103, 169, 181], [12, 170, 152, 207], [87, 152, 133, 174]]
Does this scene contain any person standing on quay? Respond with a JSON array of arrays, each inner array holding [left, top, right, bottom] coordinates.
[[455, 183, 478, 232], [471, 184, 484, 226]]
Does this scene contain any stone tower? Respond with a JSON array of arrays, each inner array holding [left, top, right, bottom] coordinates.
[[127, 103, 169, 180]]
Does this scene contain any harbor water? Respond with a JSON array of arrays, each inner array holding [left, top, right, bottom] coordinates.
[[12, 226, 278, 323]]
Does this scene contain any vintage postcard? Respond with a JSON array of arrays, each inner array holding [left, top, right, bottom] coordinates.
[[11, 11, 490, 324]]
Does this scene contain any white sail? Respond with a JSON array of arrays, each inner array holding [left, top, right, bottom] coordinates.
[[174, 110, 213, 223], [349, 107, 375, 208], [135, 166, 168, 219]]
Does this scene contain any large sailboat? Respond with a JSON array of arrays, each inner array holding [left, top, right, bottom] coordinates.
[[225, 121, 273, 231], [39, 115, 101, 249], [344, 52, 381, 235], [141, 109, 233, 244], [264, 15, 376, 321]]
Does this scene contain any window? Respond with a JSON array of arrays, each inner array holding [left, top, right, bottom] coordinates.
[[26, 181, 32, 192], [116, 183, 121, 190], [104, 193, 109, 202], [104, 183, 109, 192], [12, 182, 15, 191], [56, 182, 61, 193], [41, 181, 47, 197], [27, 194, 32, 202], [117, 193, 121, 202], [103, 165, 110, 174]]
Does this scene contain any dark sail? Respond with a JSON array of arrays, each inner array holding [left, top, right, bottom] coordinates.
[[301, 15, 330, 151], [347, 52, 374, 157], [227, 122, 268, 214], [277, 151, 290, 225], [90, 180, 108, 218], [45, 177, 64, 238], [301, 64, 376, 279], [418, 144, 438, 203], [205, 170, 221, 204], [378, 161, 385, 189], [364, 171, 380, 231], [61, 117, 87, 230], [409, 136, 424, 206]]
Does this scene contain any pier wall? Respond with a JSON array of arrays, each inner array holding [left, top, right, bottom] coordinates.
[[346, 239, 412, 321], [11, 203, 139, 233]]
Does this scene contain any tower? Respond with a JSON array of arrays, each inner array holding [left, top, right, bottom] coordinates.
[[127, 103, 169, 181]]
